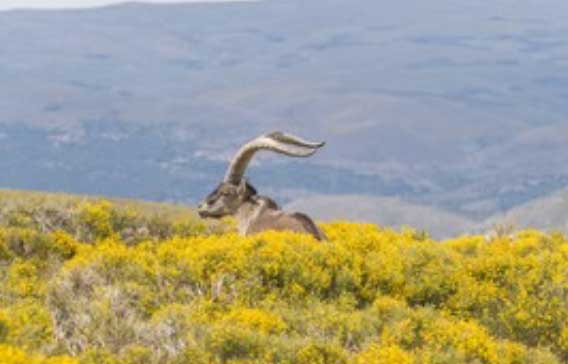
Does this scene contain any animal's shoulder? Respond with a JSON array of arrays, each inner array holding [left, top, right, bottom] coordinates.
[[254, 195, 279, 210], [290, 212, 326, 241]]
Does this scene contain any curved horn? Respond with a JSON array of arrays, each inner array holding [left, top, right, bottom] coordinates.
[[267, 132, 326, 149], [224, 131, 325, 185]]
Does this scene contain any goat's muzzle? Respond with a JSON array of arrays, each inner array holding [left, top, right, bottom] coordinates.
[[197, 203, 210, 218]]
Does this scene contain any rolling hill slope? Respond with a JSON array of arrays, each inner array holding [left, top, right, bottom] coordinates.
[[285, 194, 476, 238], [484, 187, 568, 233], [0, 0, 568, 226]]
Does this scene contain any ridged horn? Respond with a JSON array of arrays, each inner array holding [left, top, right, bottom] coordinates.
[[224, 132, 325, 185], [268, 131, 326, 149]]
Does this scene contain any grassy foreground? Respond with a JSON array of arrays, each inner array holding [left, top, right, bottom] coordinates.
[[0, 190, 567, 364]]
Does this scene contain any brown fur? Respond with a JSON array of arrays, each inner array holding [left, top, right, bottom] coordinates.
[[242, 199, 326, 241]]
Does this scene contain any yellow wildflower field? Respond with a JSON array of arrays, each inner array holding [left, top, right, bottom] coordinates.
[[0, 194, 566, 364]]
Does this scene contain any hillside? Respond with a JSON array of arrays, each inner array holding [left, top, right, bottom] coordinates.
[[1, 0, 568, 225], [286, 193, 568, 238], [285, 194, 476, 239], [0, 190, 567, 364], [0, 189, 226, 243], [484, 187, 568, 233]]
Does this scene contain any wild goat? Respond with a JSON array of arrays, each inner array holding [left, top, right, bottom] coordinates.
[[197, 131, 327, 240]]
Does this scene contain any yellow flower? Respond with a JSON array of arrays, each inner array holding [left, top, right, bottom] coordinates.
[[223, 308, 287, 334], [355, 344, 414, 364]]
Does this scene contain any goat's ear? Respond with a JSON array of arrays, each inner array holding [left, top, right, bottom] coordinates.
[[237, 178, 248, 195]]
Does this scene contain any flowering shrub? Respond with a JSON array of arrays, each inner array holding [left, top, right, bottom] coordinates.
[[0, 344, 77, 364], [0, 195, 567, 363]]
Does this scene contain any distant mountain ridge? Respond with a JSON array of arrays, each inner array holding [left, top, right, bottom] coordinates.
[[1, 0, 567, 237], [484, 187, 568, 234], [285, 195, 476, 238], [285, 192, 568, 238]]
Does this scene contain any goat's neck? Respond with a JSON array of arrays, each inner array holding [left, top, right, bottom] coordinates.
[[234, 196, 276, 235]]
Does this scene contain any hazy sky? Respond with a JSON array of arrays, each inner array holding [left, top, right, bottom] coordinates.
[[0, 0, 252, 11]]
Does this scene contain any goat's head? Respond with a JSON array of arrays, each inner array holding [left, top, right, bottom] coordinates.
[[198, 179, 256, 218], [197, 131, 325, 219]]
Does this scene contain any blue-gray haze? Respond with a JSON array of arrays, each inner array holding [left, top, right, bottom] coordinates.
[[1, 0, 567, 236]]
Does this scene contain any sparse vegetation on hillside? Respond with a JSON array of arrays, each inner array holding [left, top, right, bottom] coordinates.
[[0, 190, 567, 363]]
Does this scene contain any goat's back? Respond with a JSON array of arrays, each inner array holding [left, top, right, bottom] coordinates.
[[247, 209, 326, 241]]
